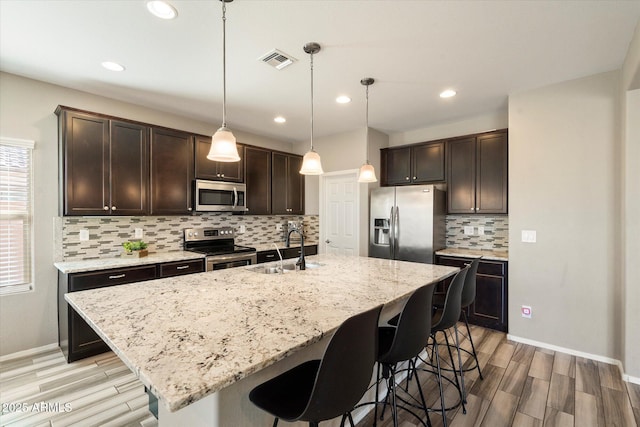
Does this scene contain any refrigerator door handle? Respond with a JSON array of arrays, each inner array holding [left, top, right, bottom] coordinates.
[[394, 206, 400, 257], [389, 206, 395, 259]]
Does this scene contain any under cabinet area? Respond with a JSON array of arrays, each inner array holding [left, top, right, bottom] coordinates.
[[195, 135, 244, 182], [381, 140, 445, 185], [435, 254, 508, 332], [58, 258, 205, 362], [447, 131, 508, 214]]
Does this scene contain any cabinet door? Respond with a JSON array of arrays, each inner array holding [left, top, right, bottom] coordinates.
[[245, 146, 271, 214], [476, 132, 508, 214], [110, 121, 149, 215], [469, 273, 507, 332], [287, 155, 304, 214], [150, 128, 194, 215], [271, 153, 288, 214], [447, 137, 476, 213], [195, 136, 244, 182], [60, 111, 110, 215], [412, 141, 445, 183], [384, 147, 411, 185]]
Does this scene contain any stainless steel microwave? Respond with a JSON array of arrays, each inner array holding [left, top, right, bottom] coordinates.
[[194, 179, 248, 212]]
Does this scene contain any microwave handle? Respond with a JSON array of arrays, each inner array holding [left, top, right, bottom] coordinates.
[[233, 187, 238, 208]]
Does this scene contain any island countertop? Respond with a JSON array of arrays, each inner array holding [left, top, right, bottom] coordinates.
[[65, 254, 458, 413]]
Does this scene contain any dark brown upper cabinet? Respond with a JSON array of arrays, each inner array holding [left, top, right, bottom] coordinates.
[[57, 108, 148, 216], [150, 128, 194, 215], [271, 152, 304, 215], [447, 131, 508, 214], [381, 141, 445, 186], [194, 135, 244, 182], [244, 146, 272, 215]]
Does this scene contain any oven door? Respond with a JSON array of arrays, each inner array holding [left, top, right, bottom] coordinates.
[[195, 180, 248, 212], [207, 252, 257, 271]]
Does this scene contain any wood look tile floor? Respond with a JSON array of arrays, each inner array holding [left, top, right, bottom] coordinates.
[[1, 325, 639, 427]]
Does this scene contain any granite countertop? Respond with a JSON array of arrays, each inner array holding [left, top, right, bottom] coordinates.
[[436, 247, 508, 261], [65, 253, 458, 412], [54, 251, 206, 274], [252, 241, 319, 252]]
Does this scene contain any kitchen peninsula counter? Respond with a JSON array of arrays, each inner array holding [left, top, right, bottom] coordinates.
[[65, 254, 458, 425]]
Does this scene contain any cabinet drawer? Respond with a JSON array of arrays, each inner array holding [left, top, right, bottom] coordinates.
[[477, 260, 505, 276], [69, 265, 157, 291], [257, 250, 279, 263], [436, 256, 470, 269], [158, 259, 205, 278]]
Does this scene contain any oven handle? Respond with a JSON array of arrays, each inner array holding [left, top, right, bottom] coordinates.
[[208, 252, 256, 263], [233, 187, 238, 209]]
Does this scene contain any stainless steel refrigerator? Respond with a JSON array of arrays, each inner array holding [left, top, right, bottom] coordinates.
[[369, 185, 446, 263]]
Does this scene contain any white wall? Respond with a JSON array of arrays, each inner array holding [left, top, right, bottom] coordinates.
[[389, 110, 508, 147], [0, 72, 293, 356], [508, 71, 620, 359]]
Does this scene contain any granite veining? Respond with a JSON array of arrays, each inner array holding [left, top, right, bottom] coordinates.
[[54, 251, 205, 274], [436, 247, 508, 261], [65, 254, 458, 412]]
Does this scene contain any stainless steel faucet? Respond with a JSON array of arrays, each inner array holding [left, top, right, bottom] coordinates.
[[285, 223, 305, 270]]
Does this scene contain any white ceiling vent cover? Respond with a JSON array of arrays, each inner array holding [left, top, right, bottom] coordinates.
[[258, 49, 296, 70]]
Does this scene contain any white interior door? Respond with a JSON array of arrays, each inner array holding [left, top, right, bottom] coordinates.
[[320, 171, 359, 256]]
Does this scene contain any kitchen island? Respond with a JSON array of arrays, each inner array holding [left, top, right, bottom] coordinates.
[[65, 253, 458, 426]]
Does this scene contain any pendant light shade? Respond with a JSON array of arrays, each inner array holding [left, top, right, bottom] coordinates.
[[299, 42, 324, 175], [358, 77, 377, 183], [208, 0, 240, 163]]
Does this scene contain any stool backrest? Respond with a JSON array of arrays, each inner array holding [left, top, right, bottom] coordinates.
[[435, 266, 469, 330], [301, 304, 383, 422], [379, 283, 436, 364], [460, 258, 480, 309]]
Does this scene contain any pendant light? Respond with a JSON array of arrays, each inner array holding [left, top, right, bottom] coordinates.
[[207, 0, 240, 162], [358, 77, 377, 183], [299, 42, 324, 175]]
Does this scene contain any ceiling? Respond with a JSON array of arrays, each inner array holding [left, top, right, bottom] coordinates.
[[1, 1, 639, 144]]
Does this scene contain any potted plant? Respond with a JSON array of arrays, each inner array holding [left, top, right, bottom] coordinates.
[[122, 240, 148, 258]]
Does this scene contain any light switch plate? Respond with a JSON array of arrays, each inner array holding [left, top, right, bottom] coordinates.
[[521, 230, 537, 243], [239, 225, 246, 234], [477, 226, 485, 235], [134, 228, 143, 239], [464, 226, 474, 235], [79, 229, 89, 241]]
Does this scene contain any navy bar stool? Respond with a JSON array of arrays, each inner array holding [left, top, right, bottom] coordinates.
[[249, 304, 383, 427]]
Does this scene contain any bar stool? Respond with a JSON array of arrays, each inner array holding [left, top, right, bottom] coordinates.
[[432, 257, 483, 403], [249, 305, 383, 427], [375, 282, 437, 427]]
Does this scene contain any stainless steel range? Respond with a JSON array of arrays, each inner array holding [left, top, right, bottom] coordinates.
[[184, 227, 257, 271]]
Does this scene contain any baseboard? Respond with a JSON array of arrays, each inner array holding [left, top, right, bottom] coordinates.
[[506, 334, 635, 384], [0, 342, 59, 363]]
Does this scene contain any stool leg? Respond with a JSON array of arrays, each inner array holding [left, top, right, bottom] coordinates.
[[443, 331, 466, 414], [462, 311, 483, 380], [411, 364, 432, 427], [453, 324, 467, 405], [348, 412, 356, 427], [432, 333, 448, 427], [272, 418, 279, 427], [388, 365, 399, 427], [373, 363, 380, 426]]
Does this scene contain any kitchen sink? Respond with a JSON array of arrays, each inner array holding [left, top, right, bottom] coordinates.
[[251, 262, 324, 274]]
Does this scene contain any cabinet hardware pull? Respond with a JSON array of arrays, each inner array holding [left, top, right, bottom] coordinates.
[[176, 265, 189, 270], [108, 274, 126, 279], [103, 206, 109, 211], [470, 207, 474, 211], [221, 174, 224, 177], [265, 254, 275, 258], [112, 206, 117, 211], [188, 207, 192, 211], [405, 177, 409, 180]]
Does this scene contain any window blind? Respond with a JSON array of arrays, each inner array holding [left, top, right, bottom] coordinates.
[[0, 137, 35, 295]]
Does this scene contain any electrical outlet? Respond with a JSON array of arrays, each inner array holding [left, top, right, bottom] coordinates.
[[134, 228, 143, 239], [464, 226, 474, 235], [275, 223, 283, 231], [79, 229, 89, 241], [521, 305, 532, 318], [477, 226, 485, 235], [521, 230, 537, 243], [239, 225, 246, 234]]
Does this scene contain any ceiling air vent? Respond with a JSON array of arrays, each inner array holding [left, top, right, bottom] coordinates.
[[258, 49, 296, 70]]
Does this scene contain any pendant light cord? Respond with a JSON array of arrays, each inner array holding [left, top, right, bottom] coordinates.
[[365, 84, 370, 164], [221, 1, 227, 128], [310, 52, 315, 152]]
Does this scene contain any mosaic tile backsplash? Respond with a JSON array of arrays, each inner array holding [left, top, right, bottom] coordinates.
[[445, 215, 508, 250], [56, 214, 319, 262]]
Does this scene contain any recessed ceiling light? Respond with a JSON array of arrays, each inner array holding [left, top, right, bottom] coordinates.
[[101, 61, 125, 72], [336, 96, 351, 104], [440, 89, 457, 98], [146, 1, 178, 20], [274, 116, 286, 124]]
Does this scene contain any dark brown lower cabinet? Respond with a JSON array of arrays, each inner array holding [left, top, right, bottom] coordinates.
[[58, 259, 204, 362], [257, 245, 318, 263], [435, 254, 508, 332]]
